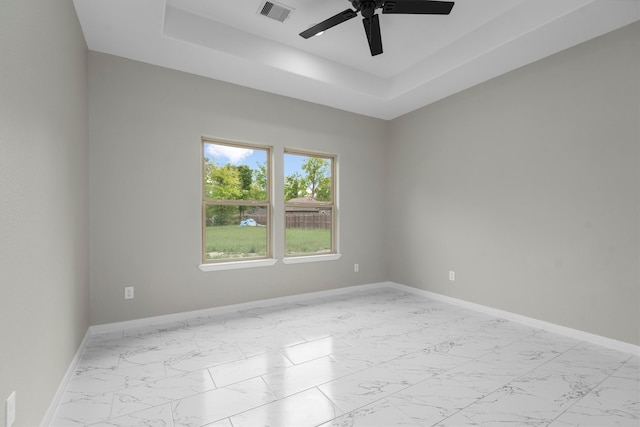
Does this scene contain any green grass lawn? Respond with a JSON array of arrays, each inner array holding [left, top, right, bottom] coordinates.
[[205, 225, 267, 259], [285, 228, 331, 255], [204, 225, 331, 260]]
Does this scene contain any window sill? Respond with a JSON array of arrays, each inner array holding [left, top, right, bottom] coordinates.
[[282, 253, 342, 264], [199, 258, 278, 272], [198, 254, 342, 271]]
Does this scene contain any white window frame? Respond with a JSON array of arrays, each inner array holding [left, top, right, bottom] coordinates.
[[200, 138, 273, 269], [283, 149, 339, 261]]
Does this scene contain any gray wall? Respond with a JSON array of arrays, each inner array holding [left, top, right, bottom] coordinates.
[[0, 0, 89, 426], [88, 52, 389, 325], [388, 22, 640, 345], [0, 5, 635, 423], [89, 22, 638, 343]]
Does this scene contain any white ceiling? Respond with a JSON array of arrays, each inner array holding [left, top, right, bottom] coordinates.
[[73, 0, 639, 120]]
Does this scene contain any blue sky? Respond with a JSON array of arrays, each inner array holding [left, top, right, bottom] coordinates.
[[283, 153, 305, 178], [204, 143, 305, 177]]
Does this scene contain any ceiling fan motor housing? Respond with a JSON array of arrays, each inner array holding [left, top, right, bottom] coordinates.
[[351, 0, 385, 17]]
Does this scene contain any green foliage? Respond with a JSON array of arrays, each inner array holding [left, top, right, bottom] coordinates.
[[253, 162, 267, 200], [236, 165, 252, 192], [203, 152, 334, 260], [205, 205, 264, 227], [204, 159, 267, 202], [205, 204, 233, 226], [284, 172, 305, 201], [284, 156, 332, 201], [301, 157, 331, 200], [205, 155, 331, 203], [203, 159, 243, 200], [315, 176, 331, 201]]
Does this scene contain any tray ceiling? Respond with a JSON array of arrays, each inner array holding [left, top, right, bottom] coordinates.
[[73, 0, 639, 119]]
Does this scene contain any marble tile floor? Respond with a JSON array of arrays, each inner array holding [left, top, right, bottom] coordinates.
[[50, 288, 640, 427]]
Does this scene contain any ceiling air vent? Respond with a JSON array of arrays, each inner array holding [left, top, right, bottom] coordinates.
[[258, 1, 293, 23]]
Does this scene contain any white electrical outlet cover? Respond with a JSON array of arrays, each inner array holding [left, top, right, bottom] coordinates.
[[6, 391, 16, 427]]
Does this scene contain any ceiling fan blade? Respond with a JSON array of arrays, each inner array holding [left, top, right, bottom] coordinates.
[[362, 14, 383, 56], [299, 9, 358, 38], [382, 0, 454, 15]]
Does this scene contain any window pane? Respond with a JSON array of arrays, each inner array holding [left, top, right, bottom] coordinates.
[[285, 207, 332, 256], [284, 153, 332, 202], [204, 205, 268, 261], [204, 142, 268, 201]]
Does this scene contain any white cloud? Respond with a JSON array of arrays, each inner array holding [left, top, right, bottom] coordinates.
[[206, 144, 253, 165]]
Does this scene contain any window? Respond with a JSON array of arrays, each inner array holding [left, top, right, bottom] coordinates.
[[202, 139, 271, 264], [284, 150, 336, 257]]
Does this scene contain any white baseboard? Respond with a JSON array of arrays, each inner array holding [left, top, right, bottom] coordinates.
[[40, 284, 387, 426], [89, 282, 391, 335], [40, 329, 91, 427], [90, 280, 639, 354], [387, 282, 640, 355], [43, 280, 638, 425]]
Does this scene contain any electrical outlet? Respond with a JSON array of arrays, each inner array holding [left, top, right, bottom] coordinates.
[[124, 286, 134, 300], [449, 271, 455, 282], [6, 391, 16, 427], [354, 264, 359, 273]]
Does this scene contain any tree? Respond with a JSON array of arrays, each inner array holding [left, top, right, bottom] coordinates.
[[206, 162, 243, 200], [301, 157, 331, 201], [315, 176, 332, 201], [235, 164, 253, 219], [284, 172, 305, 201], [236, 165, 253, 196], [253, 162, 267, 201], [204, 161, 255, 224]]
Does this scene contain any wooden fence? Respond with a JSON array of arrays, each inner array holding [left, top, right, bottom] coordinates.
[[285, 213, 331, 230], [246, 213, 331, 230]]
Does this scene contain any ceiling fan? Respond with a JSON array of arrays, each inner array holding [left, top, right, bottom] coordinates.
[[299, 0, 454, 56]]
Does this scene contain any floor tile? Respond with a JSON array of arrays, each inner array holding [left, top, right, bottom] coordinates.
[[318, 398, 420, 427], [262, 355, 351, 399], [52, 391, 114, 426], [89, 403, 174, 427], [330, 341, 406, 372], [380, 347, 471, 385], [111, 368, 215, 418], [119, 341, 200, 367], [229, 388, 341, 427], [235, 330, 307, 356], [388, 376, 492, 425], [209, 350, 293, 387], [170, 377, 276, 427], [283, 335, 351, 364], [164, 344, 245, 376], [614, 355, 640, 381], [549, 375, 640, 426], [319, 365, 411, 413], [49, 288, 640, 427]]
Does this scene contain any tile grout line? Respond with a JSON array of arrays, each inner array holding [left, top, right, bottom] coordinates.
[[379, 334, 585, 425], [53, 288, 638, 426], [202, 308, 561, 424], [545, 351, 635, 425], [425, 339, 588, 426]]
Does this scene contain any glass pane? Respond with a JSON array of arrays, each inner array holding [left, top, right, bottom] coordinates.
[[284, 153, 332, 202], [204, 205, 268, 261], [285, 207, 332, 256], [203, 142, 268, 201]]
